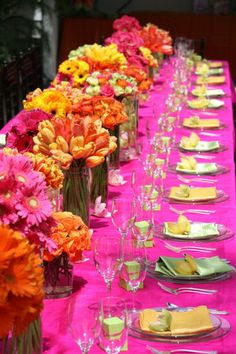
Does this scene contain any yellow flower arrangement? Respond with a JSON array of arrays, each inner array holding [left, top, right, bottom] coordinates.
[[139, 46, 158, 67], [23, 88, 71, 119], [85, 43, 126, 65], [57, 59, 90, 86]]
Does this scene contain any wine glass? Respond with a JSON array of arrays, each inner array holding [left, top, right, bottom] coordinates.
[[68, 295, 100, 354], [99, 296, 128, 354], [120, 239, 147, 312], [93, 236, 122, 295], [132, 197, 154, 246], [111, 197, 135, 239]]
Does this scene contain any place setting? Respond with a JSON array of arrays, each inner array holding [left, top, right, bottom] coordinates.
[[182, 115, 227, 130], [177, 132, 227, 154]]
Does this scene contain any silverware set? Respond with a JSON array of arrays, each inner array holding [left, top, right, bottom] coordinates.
[[163, 241, 216, 254], [146, 345, 218, 354], [157, 282, 217, 295], [169, 205, 215, 215]]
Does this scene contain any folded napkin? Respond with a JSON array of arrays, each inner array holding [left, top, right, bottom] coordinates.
[[191, 87, 225, 97], [180, 133, 219, 151], [108, 169, 127, 186], [187, 98, 224, 109], [196, 76, 225, 85], [164, 219, 219, 239], [155, 255, 232, 277], [169, 185, 217, 201], [176, 161, 217, 174], [195, 68, 223, 76], [183, 116, 220, 128], [139, 306, 213, 335]]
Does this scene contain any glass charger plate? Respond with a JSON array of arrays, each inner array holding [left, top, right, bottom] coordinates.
[[168, 163, 229, 176], [147, 262, 235, 284], [176, 143, 227, 154], [155, 223, 234, 242], [182, 122, 227, 130], [163, 189, 229, 205], [128, 312, 230, 343]]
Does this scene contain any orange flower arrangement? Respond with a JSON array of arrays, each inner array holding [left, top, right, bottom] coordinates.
[[33, 116, 117, 169], [140, 23, 173, 55], [44, 211, 91, 262], [71, 95, 128, 130], [121, 65, 152, 92], [25, 152, 64, 189], [0, 225, 44, 341], [23, 88, 71, 119]]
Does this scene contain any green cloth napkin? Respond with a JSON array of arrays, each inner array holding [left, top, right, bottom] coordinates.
[[164, 222, 219, 239], [180, 141, 219, 151], [155, 256, 233, 277], [192, 89, 224, 97], [195, 68, 223, 75], [208, 99, 224, 108], [176, 162, 217, 174]]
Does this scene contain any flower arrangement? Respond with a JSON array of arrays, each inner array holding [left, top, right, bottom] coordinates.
[[139, 46, 158, 68], [44, 211, 91, 262], [140, 23, 173, 55], [71, 95, 128, 130], [84, 71, 138, 98], [121, 65, 152, 93], [52, 58, 90, 88], [33, 116, 117, 169], [0, 225, 44, 352], [23, 88, 71, 119], [112, 15, 142, 32], [68, 43, 127, 71], [6, 109, 52, 153], [0, 150, 55, 251]]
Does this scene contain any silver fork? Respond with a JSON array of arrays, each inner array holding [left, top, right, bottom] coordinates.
[[169, 205, 215, 215], [146, 345, 217, 354], [177, 175, 217, 184], [157, 282, 217, 295], [163, 241, 216, 253]]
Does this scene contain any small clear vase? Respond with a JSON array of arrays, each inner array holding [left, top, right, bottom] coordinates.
[[108, 124, 120, 170], [119, 94, 139, 161], [90, 157, 108, 206], [0, 318, 42, 354], [62, 159, 90, 226], [43, 252, 73, 299]]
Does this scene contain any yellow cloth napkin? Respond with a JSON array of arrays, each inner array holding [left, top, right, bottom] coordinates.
[[183, 117, 220, 128], [196, 76, 225, 85], [166, 215, 191, 235], [139, 306, 213, 335], [169, 186, 217, 201]]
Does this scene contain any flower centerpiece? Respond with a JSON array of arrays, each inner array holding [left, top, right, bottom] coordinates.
[[0, 225, 44, 354], [52, 58, 90, 88], [43, 211, 91, 298], [33, 116, 117, 225], [6, 109, 52, 153], [0, 149, 56, 252], [68, 43, 127, 72]]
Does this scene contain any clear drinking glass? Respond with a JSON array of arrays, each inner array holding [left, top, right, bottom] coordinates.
[[99, 296, 128, 354], [111, 197, 136, 239], [93, 236, 122, 295], [132, 197, 154, 246], [68, 295, 100, 354]]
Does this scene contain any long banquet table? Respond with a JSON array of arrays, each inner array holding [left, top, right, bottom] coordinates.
[[1, 61, 236, 353]]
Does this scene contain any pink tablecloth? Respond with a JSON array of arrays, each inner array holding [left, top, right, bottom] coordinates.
[[1, 61, 235, 353]]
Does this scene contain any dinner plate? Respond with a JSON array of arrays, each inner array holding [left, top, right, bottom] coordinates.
[[182, 121, 227, 130], [147, 262, 235, 284], [187, 99, 224, 110], [191, 88, 225, 97], [128, 311, 230, 343], [155, 223, 234, 242], [177, 142, 227, 153], [168, 163, 229, 176], [129, 308, 221, 340], [163, 188, 228, 205]]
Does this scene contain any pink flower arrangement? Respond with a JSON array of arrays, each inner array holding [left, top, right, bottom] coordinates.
[[113, 15, 141, 32], [0, 150, 56, 251], [6, 109, 52, 153]]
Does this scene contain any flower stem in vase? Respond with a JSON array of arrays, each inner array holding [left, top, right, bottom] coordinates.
[[90, 157, 108, 206], [62, 159, 90, 226], [108, 124, 120, 170]]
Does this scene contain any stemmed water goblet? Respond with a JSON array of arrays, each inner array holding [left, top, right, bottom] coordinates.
[[68, 294, 100, 354], [99, 296, 128, 354], [93, 236, 122, 295], [111, 197, 136, 239], [132, 196, 154, 247]]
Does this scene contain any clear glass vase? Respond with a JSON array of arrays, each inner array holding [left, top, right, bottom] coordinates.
[[108, 124, 120, 170], [0, 318, 42, 354], [62, 159, 90, 226], [43, 252, 73, 299], [90, 157, 108, 206], [119, 94, 139, 161]]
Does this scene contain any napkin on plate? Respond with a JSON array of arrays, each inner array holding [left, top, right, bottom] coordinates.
[[191, 87, 225, 97], [139, 306, 213, 335], [169, 185, 217, 201], [187, 98, 224, 109], [196, 76, 225, 85], [176, 155, 217, 173], [154, 255, 233, 277], [180, 133, 219, 151], [183, 116, 220, 128]]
